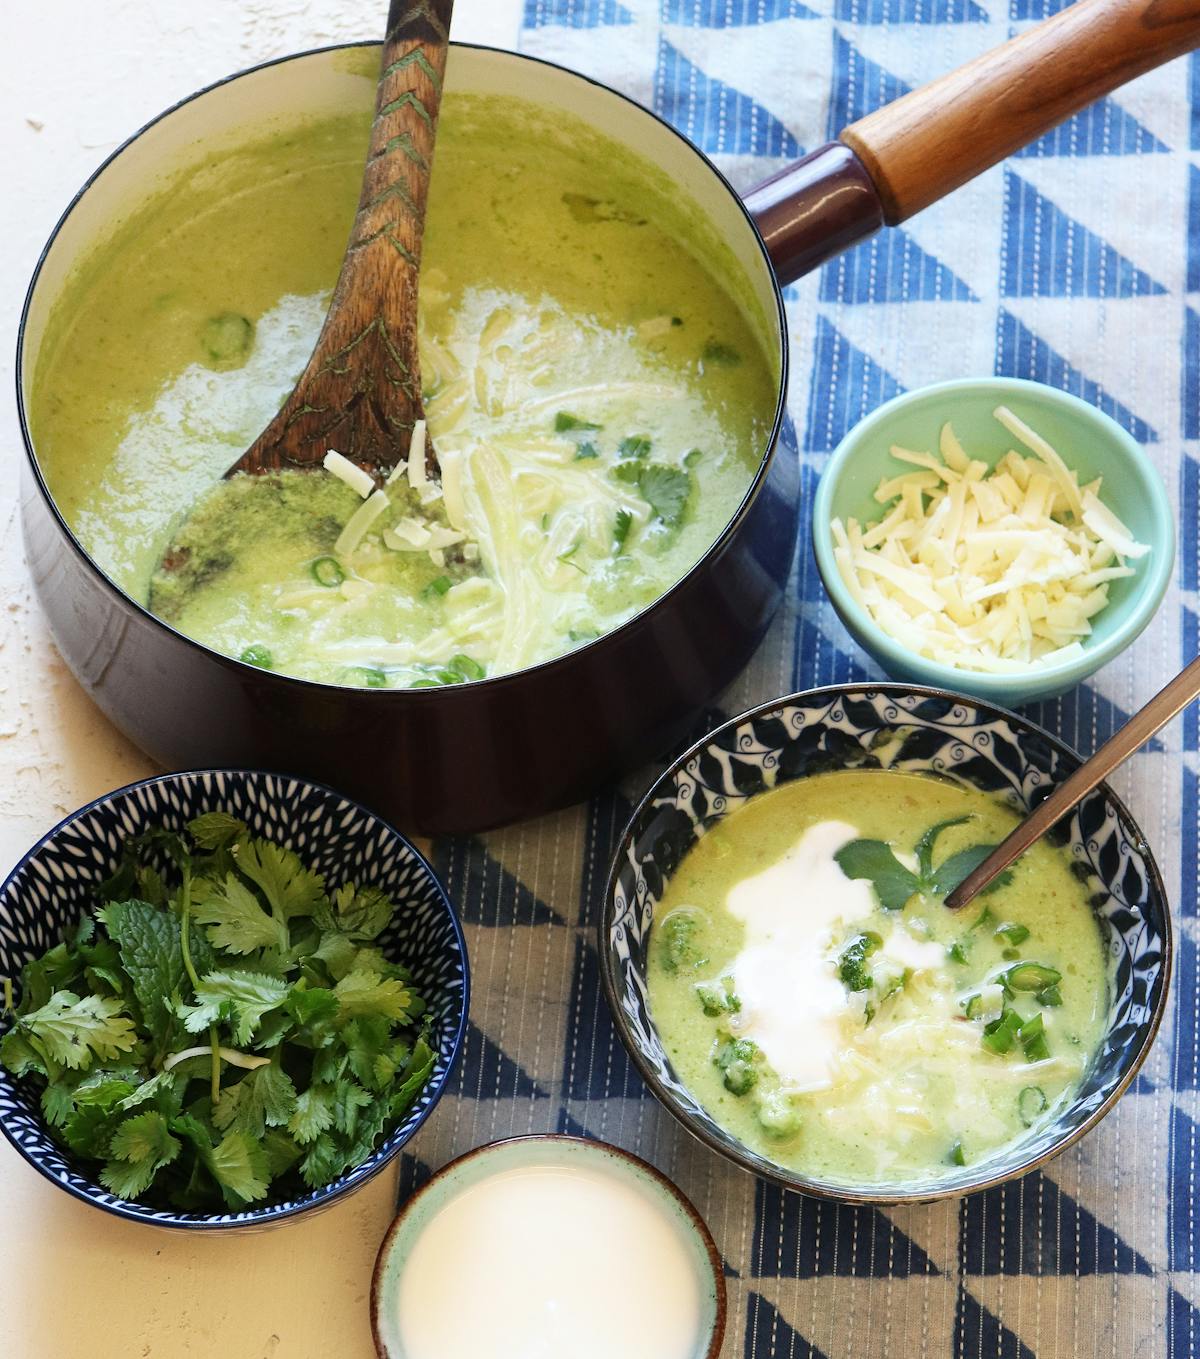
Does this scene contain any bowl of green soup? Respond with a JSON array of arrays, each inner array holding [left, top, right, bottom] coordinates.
[[16, 42, 797, 833], [599, 685, 1170, 1203]]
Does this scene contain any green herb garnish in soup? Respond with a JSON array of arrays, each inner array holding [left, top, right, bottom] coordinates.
[[645, 770, 1111, 1187], [30, 95, 776, 690]]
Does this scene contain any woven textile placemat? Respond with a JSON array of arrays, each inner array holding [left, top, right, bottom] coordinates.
[[401, 3, 1198, 1354]]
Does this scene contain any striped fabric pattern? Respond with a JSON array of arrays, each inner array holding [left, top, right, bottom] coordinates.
[[402, 4, 1197, 1353]]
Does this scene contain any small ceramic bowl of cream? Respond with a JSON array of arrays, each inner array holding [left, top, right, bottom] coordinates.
[[370, 1135, 725, 1359]]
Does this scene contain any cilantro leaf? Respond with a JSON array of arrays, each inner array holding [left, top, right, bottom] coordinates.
[[172, 1114, 270, 1206], [62, 1103, 121, 1158], [299, 1133, 345, 1189], [191, 873, 282, 955], [14, 991, 137, 1070], [391, 1038, 435, 1118], [210, 1130, 270, 1204], [342, 1015, 395, 1091], [636, 465, 691, 528], [613, 508, 633, 552], [333, 969, 416, 1022], [213, 1063, 298, 1139], [263, 1129, 303, 1178], [288, 1085, 335, 1144], [914, 817, 971, 881], [232, 839, 326, 922], [313, 883, 394, 942], [834, 841, 919, 911], [176, 970, 290, 1044], [332, 1079, 374, 1137], [617, 435, 651, 459], [554, 411, 601, 433], [187, 812, 247, 851], [98, 899, 190, 1053]]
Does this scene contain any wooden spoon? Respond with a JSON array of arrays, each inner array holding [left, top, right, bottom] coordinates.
[[943, 654, 1200, 910], [227, 0, 453, 485]]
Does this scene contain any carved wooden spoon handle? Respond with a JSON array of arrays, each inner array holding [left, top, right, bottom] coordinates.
[[230, 0, 453, 480]]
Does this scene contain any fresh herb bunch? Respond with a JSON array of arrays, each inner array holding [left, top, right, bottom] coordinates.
[[0, 813, 435, 1213]]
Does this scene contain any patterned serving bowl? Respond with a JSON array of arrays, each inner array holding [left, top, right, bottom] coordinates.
[[0, 769, 468, 1229], [599, 684, 1171, 1205]]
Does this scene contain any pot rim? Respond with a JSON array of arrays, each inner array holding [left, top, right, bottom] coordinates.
[[15, 39, 790, 699], [368, 1133, 726, 1359], [597, 680, 1174, 1207]]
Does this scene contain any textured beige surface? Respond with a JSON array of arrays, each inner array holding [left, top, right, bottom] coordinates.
[[0, 4, 519, 1355]]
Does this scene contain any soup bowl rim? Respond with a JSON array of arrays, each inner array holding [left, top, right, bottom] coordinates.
[[598, 680, 1173, 1206], [14, 39, 791, 701]]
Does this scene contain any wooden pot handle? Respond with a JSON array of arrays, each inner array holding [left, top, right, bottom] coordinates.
[[840, 0, 1200, 225]]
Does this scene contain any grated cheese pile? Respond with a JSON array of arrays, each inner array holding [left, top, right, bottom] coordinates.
[[829, 406, 1150, 673]]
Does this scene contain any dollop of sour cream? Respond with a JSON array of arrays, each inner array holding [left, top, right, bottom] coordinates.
[[394, 1163, 704, 1359], [724, 819, 941, 1093]]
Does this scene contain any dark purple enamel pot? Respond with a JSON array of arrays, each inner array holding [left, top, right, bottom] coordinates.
[[18, 43, 802, 834]]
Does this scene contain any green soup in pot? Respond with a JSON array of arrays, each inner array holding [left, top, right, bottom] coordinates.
[[646, 770, 1111, 1189], [30, 94, 776, 689]]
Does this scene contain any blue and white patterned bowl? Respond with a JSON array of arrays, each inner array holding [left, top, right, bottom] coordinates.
[[0, 769, 469, 1230], [599, 685, 1171, 1205]]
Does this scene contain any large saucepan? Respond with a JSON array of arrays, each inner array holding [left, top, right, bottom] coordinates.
[[18, 1, 1200, 833]]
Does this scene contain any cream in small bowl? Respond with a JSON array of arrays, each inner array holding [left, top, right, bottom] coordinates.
[[371, 1135, 724, 1359]]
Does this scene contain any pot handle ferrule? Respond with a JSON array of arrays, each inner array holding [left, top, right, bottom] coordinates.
[[743, 143, 885, 287]]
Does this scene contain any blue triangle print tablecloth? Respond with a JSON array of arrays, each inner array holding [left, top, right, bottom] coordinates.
[[400, 3, 1200, 1355]]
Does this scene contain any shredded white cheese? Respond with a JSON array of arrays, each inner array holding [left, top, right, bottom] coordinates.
[[830, 408, 1150, 671], [323, 449, 375, 499], [335, 490, 390, 557], [408, 419, 429, 492]]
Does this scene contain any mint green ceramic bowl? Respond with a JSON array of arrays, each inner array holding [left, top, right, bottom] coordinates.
[[812, 378, 1175, 706]]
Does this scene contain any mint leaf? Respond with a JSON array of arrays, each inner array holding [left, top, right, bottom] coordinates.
[[117, 1070, 180, 1113], [930, 845, 1014, 898], [15, 991, 137, 1070], [232, 839, 326, 922], [99, 899, 189, 1053], [191, 873, 281, 955], [213, 1063, 298, 1139], [187, 812, 247, 851], [834, 841, 919, 911], [637, 465, 690, 528], [177, 970, 289, 1044]]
